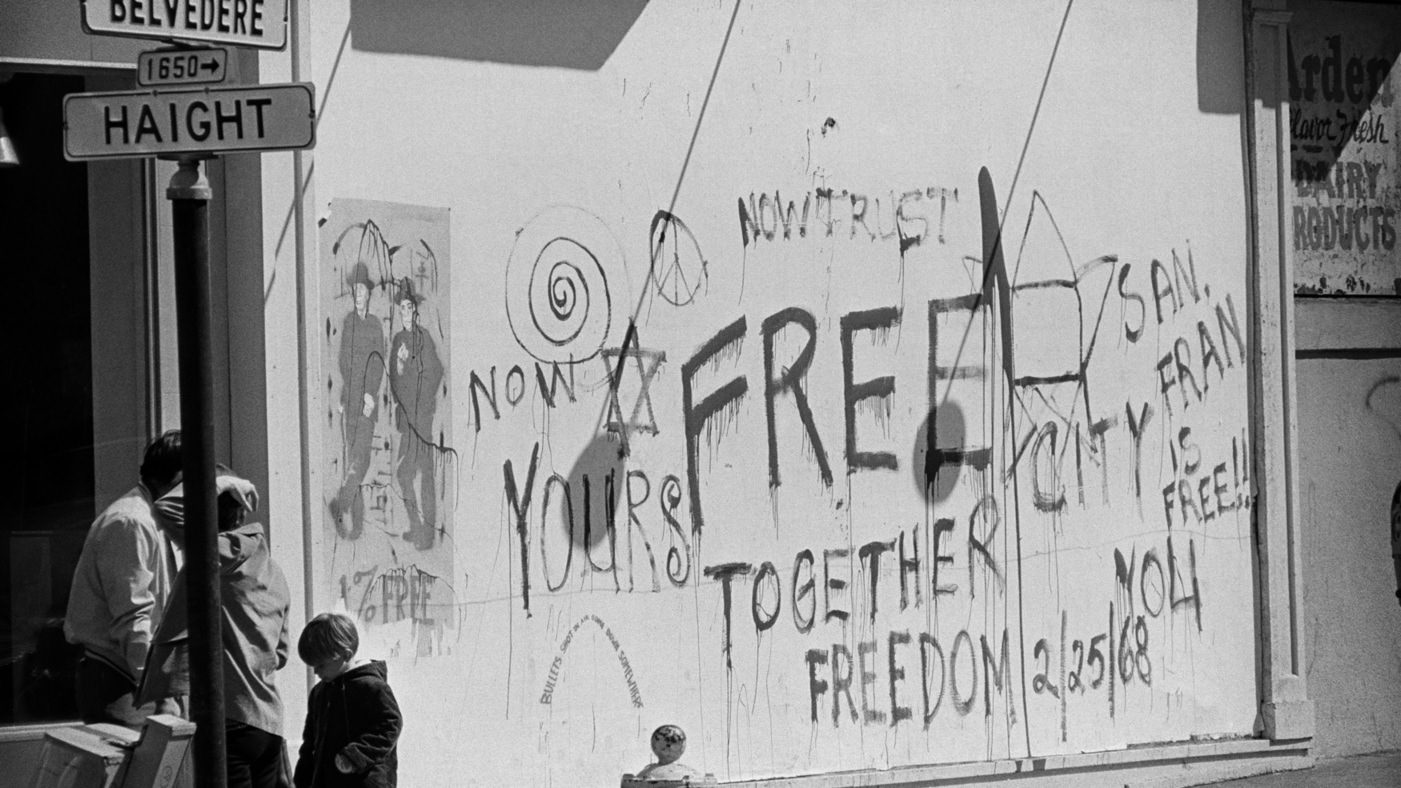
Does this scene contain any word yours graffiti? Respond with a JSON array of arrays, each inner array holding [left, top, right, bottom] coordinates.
[[504, 443, 691, 614]]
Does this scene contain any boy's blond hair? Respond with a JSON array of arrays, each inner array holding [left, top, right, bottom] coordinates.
[[298, 612, 359, 665]]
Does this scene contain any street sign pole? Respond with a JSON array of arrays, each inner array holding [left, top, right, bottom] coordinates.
[[68, 6, 308, 784], [168, 157, 226, 788], [63, 79, 311, 785]]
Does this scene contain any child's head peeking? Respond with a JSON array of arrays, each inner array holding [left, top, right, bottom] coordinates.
[[299, 612, 360, 681]]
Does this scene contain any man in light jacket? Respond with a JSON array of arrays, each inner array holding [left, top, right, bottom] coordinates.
[[64, 430, 186, 725]]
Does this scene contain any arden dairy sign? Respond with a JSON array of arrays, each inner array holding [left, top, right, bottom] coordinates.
[[63, 83, 315, 160], [81, 0, 288, 50], [1287, 4, 1401, 294]]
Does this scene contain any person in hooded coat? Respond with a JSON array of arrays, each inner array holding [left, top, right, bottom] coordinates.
[[293, 612, 401, 788], [141, 474, 292, 788]]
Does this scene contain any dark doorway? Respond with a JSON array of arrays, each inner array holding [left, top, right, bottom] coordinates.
[[0, 72, 96, 723]]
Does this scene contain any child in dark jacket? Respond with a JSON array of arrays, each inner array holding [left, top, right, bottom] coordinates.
[[293, 613, 402, 788]]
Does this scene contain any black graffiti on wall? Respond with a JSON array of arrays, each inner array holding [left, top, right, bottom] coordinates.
[[702, 514, 1005, 671], [692, 173, 1132, 536], [805, 627, 1016, 728], [467, 361, 578, 431], [698, 517, 1202, 735], [496, 174, 1243, 572], [650, 210, 709, 307], [493, 167, 1248, 610], [505, 206, 627, 364], [1115, 250, 1248, 416], [497, 170, 1241, 754], [1160, 428, 1251, 528], [921, 225, 1118, 516], [601, 321, 666, 456], [678, 301, 923, 536], [679, 168, 1231, 748], [737, 185, 958, 255], [538, 614, 644, 709], [504, 441, 691, 615], [1029, 534, 1200, 740]]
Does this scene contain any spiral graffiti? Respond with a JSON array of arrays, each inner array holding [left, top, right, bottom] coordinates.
[[547, 262, 577, 321], [507, 207, 627, 364], [531, 245, 593, 347]]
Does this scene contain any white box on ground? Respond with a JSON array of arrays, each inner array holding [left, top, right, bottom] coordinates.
[[28, 726, 129, 788]]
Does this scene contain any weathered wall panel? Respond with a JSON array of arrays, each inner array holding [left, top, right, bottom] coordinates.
[[1289, 1, 1401, 295], [1297, 356, 1401, 757]]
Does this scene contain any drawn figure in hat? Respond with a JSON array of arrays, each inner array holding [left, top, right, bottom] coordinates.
[[329, 261, 385, 540], [389, 278, 444, 550]]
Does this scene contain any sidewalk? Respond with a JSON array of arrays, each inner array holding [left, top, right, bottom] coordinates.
[[1200, 751, 1401, 786]]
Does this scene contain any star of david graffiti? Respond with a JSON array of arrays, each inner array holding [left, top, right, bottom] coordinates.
[[601, 321, 665, 458]]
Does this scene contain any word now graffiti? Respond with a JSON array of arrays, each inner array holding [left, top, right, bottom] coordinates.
[[468, 361, 577, 431]]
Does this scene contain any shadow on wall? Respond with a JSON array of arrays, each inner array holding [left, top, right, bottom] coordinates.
[[349, 0, 648, 70], [1197, 0, 1245, 114], [565, 434, 625, 551]]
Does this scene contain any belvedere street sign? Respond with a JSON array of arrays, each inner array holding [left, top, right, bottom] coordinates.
[[138, 47, 229, 87], [81, 0, 288, 50], [63, 82, 315, 160]]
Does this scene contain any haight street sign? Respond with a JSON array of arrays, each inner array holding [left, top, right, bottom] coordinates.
[[81, 0, 288, 50], [63, 82, 315, 160]]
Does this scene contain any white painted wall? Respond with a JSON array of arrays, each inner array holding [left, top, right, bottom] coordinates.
[[1297, 352, 1401, 757], [284, 1, 1261, 784]]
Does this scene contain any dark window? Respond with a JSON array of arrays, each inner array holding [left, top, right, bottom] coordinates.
[[0, 72, 95, 723]]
